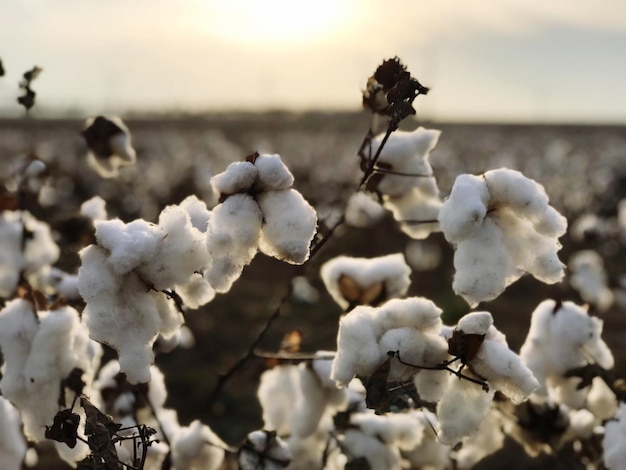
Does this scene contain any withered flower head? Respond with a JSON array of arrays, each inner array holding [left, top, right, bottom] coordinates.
[[17, 66, 43, 111], [362, 57, 429, 130]]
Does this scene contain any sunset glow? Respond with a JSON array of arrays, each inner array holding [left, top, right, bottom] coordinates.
[[196, 0, 356, 45]]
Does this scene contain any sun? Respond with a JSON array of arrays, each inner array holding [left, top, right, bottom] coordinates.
[[194, 0, 355, 45]]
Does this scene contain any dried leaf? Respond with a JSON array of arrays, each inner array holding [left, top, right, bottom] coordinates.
[[447, 330, 485, 364], [80, 396, 122, 470], [360, 282, 385, 307], [365, 355, 392, 413], [45, 409, 80, 448]]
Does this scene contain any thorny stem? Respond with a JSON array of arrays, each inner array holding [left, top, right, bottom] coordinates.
[[393, 351, 490, 392]]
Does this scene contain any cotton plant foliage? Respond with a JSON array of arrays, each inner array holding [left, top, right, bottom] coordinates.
[[206, 153, 317, 292], [438, 168, 567, 306]]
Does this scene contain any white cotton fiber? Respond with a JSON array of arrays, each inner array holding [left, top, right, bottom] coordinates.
[[258, 365, 301, 436], [95, 218, 161, 275], [253, 154, 294, 191], [170, 420, 226, 470], [440, 169, 566, 306], [437, 373, 495, 445], [179, 195, 212, 232], [603, 403, 626, 470], [139, 205, 210, 289], [205, 194, 262, 292], [344, 192, 386, 228], [80, 196, 108, 221], [0, 397, 27, 469], [320, 254, 411, 310], [438, 174, 489, 243], [211, 161, 257, 195], [257, 189, 317, 265]]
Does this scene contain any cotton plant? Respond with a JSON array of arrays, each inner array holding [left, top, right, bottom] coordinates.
[[436, 311, 538, 445], [82, 115, 137, 178], [78, 198, 214, 384], [439, 168, 567, 306], [569, 250, 614, 312], [206, 152, 317, 292], [519, 299, 614, 408], [331, 297, 448, 387], [0, 298, 102, 451], [320, 254, 412, 311], [365, 127, 443, 239], [0, 209, 60, 298], [257, 352, 349, 468]]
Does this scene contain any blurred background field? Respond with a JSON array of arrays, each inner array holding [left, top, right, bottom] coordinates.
[[2, 112, 626, 449]]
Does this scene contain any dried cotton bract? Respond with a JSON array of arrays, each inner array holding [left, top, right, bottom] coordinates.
[[320, 254, 411, 310], [439, 168, 567, 306]]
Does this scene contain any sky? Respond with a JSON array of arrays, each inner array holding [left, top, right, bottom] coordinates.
[[1, 0, 625, 123]]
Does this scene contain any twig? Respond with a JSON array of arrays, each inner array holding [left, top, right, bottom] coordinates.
[[393, 351, 489, 392], [208, 290, 291, 411], [358, 127, 393, 189]]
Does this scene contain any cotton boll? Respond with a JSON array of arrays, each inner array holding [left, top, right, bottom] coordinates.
[[456, 410, 505, 470], [253, 154, 294, 191], [83, 271, 162, 384], [587, 377, 618, 421], [331, 306, 382, 386], [350, 411, 425, 451], [372, 127, 440, 198], [95, 218, 161, 275], [405, 239, 442, 271], [176, 273, 215, 309], [344, 192, 386, 228], [320, 254, 411, 310], [170, 420, 226, 470], [438, 174, 489, 243], [205, 194, 262, 292], [378, 327, 426, 381], [378, 298, 444, 335], [140, 205, 211, 289], [437, 373, 495, 445], [451, 219, 518, 306], [179, 195, 212, 233], [471, 338, 539, 404], [258, 365, 301, 436], [292, 364, 330, 438], [0, 397, 27, 469], [83, 116, 136, 178], [0, 211, 24, 297], [402, 411, 450, 469], [80, 196, 108, 222], [211, 161, 258, 195], [257, 189, 317, 265], [384, 189, 442, 239], [569, 250, 614, 312], [342, 428, 401, 470], [457, 311, 493, 335], [413, 369, 449, 403], [603, 403, 626, 470]]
